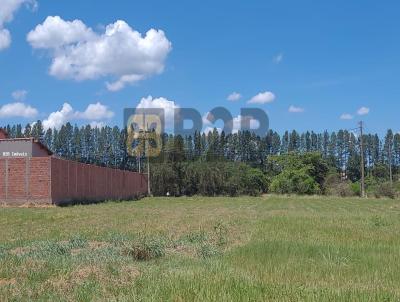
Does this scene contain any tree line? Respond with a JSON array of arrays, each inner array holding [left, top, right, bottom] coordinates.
[[3, 121, 400, 197]]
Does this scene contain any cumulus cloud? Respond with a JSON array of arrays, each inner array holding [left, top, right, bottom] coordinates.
[[0, 102, 38, 118], [227, 92, 241, 102], [340, 113, 354, 120], [231, 115, 260, 133], [357, 106, 370, 116], [273, 52, 283, 64], [0, 0, 37, 50], [42, 102, 114, 129], [136, 95, 179, 129], [75, 102, 114, 120], [247, 91, 275, 104], [11, 89, 28, 101], [202, 113, 260, 134], [89, 121, 106, 128], [42, 103, 74, 129], [27, 16, 172, 91], [288, 105, 305, 113]]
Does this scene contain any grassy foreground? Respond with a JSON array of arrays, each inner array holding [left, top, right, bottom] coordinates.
[[1, 196, 400, 301]]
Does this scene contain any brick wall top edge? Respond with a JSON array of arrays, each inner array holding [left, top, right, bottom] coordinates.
[[50, 157, 146, 176]]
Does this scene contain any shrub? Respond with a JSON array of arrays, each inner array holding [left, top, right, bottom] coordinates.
[[327, 181, 355, 197], [268, 152, 328, 195], [241, 168, 269, 196], [324, 173, 354, 197], [350, 182, 361, 196], [270, 168, 321, 195], [373, 182, 396, 199]]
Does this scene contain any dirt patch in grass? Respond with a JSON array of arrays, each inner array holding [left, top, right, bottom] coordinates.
[[72, 265, 102, 280], [166, 244, 197, 258], [45, 264, 141, 293], [118, 265, 141, 285], [88, 241, 110, 250], [70, 248, 83, 256], [0, 278, 16, 286]]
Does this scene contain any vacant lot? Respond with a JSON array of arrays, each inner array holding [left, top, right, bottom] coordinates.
[[1, 196, 400, 301]]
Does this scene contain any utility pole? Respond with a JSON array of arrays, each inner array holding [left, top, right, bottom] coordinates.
[[140, 124, 151, 197], [359, 121, 366, 198], [146, 133, 151, 196], [389, 136, 393, 186]]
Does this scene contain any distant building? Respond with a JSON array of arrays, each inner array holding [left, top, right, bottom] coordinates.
[[0, 128, 147, 206]]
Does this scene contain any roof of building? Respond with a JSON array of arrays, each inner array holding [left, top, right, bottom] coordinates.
[[0, 128, 9, 139]]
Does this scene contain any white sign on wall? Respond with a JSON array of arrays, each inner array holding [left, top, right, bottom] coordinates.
[[1, 151, 28, 157]]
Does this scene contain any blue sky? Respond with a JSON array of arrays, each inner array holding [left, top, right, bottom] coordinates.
[[0, 0, 399, 134]]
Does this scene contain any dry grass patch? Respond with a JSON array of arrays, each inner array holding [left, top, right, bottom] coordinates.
[[0, 278, 16, 286]]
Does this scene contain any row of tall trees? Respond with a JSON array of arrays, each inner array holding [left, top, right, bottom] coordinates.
[[3, 121, 400, 182]]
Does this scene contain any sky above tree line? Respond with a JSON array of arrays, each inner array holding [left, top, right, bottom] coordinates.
[[0, 0, 399, 135]]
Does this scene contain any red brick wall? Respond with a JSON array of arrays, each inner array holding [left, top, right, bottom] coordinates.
[[0, 158, 51, 205], [0, 157, 147, 205], [50, 158, 147, 205], [0, 160, 6, 201]]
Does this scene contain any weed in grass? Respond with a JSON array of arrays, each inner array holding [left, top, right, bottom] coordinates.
[[123, 235, 166, 261], [197, 243, 220, 259], [29, 241, 70, 258], [67, 235, 88, 249], [213, 221, 228, 247], [320, 247, 351, 266], [0, 245, 7, 260], [106, 232, 130, 246], [371, 215, 390, 227], [185, 230, 208, 244]]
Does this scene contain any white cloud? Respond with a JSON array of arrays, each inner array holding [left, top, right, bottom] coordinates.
[[0, 102, 38, 118], [227, 92, 241, 102], [247, 91, 275, 104], [357, 106, 370, 116], [27, 16, 94, 49], [106, 74, 145, 92], [42, 103, 74, 129], [11, 89, 28, 101], [202, 114, 260, 134], [136, 96, 179, 130], [75, 102, 114, 120], [273, 52, 283, 64], [0, 0, 37, 50], [27, 16, 172, 91], [288, 105, 305, 113], [89, 121, 106, 129], [42, 102, 114, 129], [231, 115, 260, 133], [340, 113, 354, 120]]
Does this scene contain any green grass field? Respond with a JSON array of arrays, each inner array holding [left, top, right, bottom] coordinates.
[[1, 196, 400, 301]]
